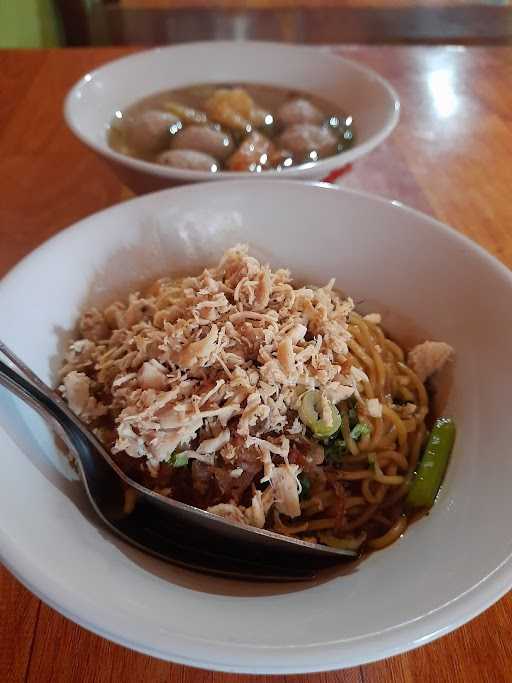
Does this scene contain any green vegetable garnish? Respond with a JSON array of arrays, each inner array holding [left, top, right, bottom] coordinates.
[[406, 417, 456, 509], [298, 389, 342, 438], [350, 422, 372, 441], [348, 407, 358, 428], [318, 532, 365, 552], [325, 438, 347, 464], [167, 452, 189, 468], [299, 473, 311, 500]]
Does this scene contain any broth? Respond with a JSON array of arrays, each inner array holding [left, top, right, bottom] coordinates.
[[108, 83, 354, 173]]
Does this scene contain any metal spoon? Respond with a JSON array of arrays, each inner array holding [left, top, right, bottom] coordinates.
[[0, 340, 357, 580]]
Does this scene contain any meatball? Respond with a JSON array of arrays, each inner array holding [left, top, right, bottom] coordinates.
[[226, 131, 273, 171], [277, 124, 338, 161], [156, 149, 218, 172], [121, 110, 179, 153], [171, 125, 234, 160], [408, 341, 454, 383], [251, 108, 274, 131], [277, 99, 324, 127]]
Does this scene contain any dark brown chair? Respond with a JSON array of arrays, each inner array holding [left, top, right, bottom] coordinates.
[[55, 0, 512, 46]]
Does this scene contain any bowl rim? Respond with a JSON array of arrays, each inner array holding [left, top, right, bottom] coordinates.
[[63, 40, 400, 182], [2, 180, 512, 673]]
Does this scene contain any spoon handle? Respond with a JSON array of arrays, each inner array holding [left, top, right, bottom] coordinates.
[[0, 356, 69, 429], [0, 339, 51, 391], [0, 339, 84, 424], [0, 355, 131, 509], [0, 340, 125, 473], [0, 350, 131, 484]]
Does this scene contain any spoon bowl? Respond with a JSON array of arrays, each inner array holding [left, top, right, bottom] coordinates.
[[0, 340, 356, 581]]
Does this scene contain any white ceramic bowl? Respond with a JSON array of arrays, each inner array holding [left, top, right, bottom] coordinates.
[[1, 181, 512, 673], [64, 41, 399, 194]]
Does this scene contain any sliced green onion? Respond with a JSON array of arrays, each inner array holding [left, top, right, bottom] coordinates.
[[299, 473, 311, 500], [350, 422, 372, 441], [298, 389, 341, 438], [167, 451, 189, 468], [406, 417, 456, 509]]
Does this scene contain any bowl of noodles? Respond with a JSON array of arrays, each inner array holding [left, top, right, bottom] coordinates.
[[1, 180, 512, 672], [58, 243, 453, 558]]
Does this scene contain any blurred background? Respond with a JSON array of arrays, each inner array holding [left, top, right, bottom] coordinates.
[[1, 0, 511, 48]]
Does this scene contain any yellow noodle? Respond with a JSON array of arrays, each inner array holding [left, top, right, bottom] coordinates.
[[347, 338, 376, 388], [284, 518, 340, 534], [402, 418, 418, 433], [346, 496, 366, 509], [399, 386, 416, 403], [276, 521, 310, 535], [381, 480, 410, 509], [362, 479, 387, 504], [373, 467, 404, 486], [355, 335, 384, 392], [336, 469, 373, 481], [398, 361, 429, 407], [368, 516, 408, 550], [376, 450, 409, 470], [305, 518, 338, 531], [381, 405, 408, 453], [343, 504, 379, 531], [341, 453, 370, 465], [362, 380, 375, 400], [368, 416, 384, 450], [369, 321, 386, 346], [300, 490, 335, 511], [341, 411, 359, 456], [347, 336, 374, 369], [383, 338, 405, 362], [352, 314, 387, 389]]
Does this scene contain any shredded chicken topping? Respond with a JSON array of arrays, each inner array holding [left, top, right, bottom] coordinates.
[[60, 245, 452, 533], [59, 245, 365, 525]]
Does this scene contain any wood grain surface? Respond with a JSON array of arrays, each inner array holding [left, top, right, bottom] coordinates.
[[1, 45, 512, 682], [121, 0, 482, 7], [90, 6, 512, 46]]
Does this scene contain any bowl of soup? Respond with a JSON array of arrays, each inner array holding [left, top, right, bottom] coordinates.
[[64, 41, 399, 193]]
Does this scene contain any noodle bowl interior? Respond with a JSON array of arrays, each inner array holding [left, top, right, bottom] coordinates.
[[59, 246, 454, 557]]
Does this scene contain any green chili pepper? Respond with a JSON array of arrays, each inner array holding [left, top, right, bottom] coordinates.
[[406, 417, 456, 509], [298, 389, 341, 439]]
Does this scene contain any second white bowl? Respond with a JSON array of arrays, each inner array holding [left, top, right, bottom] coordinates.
[[64, 41, 399, 193]]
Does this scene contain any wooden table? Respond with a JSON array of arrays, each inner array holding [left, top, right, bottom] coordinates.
[[1, 45, 512, 682]]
